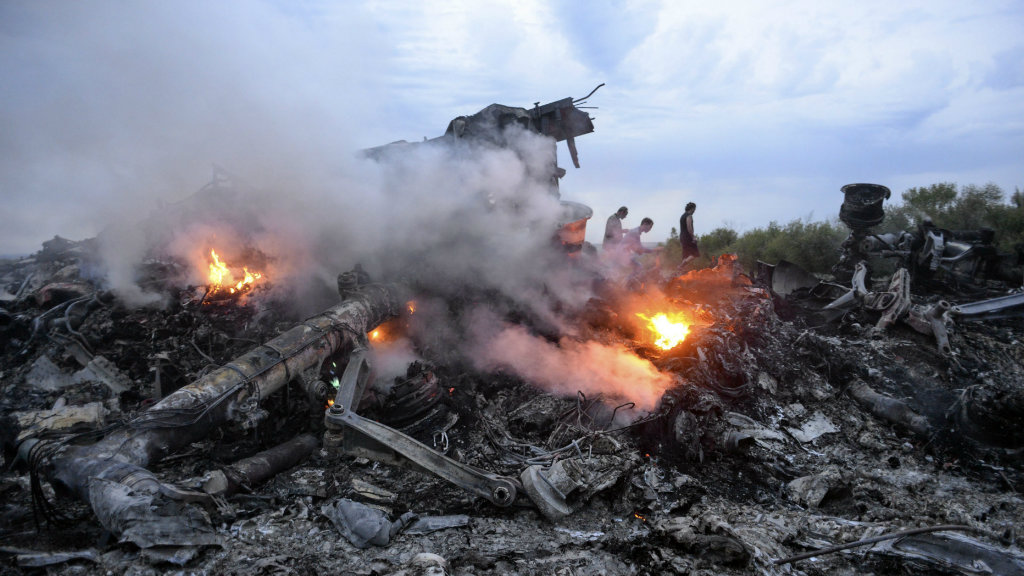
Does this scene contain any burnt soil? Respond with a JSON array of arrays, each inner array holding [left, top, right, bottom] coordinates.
[[1, 251, 1022, 576]]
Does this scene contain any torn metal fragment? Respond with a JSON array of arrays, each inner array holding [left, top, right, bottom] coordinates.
[[321, 498, 416, 549]]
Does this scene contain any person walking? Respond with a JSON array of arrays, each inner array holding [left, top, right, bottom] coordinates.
[[603, 206, 629, 250], [679, 202, 700, 270], [618, 217, 661, 288]]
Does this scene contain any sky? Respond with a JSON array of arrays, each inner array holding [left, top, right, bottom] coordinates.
[[2, 0, 1023, 256]]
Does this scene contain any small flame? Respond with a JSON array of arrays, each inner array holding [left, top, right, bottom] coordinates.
[[637, 312, 690, 350], [208, 249, 230, 286], [407, 301, 417, 315], [231, 267, 261, 294], [370, 329, 381, 340], [634, 512, 647, 522], [326, 377, 339, 408], [207, 249, 262, 296]]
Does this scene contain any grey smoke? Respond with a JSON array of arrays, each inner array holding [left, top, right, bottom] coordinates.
[[2, 2, 676, 410]]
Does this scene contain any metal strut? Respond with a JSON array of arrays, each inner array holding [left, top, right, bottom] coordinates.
[[325, 404, 519, 507]]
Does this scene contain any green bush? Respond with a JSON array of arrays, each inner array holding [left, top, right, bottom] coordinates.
[[658, 226, 739, 271], [654, 182, 1023, 277], [729, 219, 847, 274], [883, 182, 1024, 253]]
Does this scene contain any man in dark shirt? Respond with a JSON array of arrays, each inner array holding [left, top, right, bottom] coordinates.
[[679, 202, 699, 269]]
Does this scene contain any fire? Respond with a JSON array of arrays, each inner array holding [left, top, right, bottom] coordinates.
[[206, 249, 262, 296], [233, 267, 261, 294], [367, 318, 408, 343], [208, 250, 230, 285], [637, 312, 690, 350], [327, 377, 339, 408], [407, 301, 416, 315]]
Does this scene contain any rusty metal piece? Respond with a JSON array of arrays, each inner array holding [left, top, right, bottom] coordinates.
[[865, 267, 912, 331], [848, 380, 931, 437], [32, 281, 405, 507], [825, 265, 951, 353], [202, 434, 319, 496], [325, 403, 518, 507], [919, 229, 945, 272], [906, 301, 952, 355], [334, 348, 371, 412], [824, 261, 870, 310], [303, 379, 330, 406], [324, 349, 518, 508], [720, 430, 755, 452], [839, 183, 891, 231], [520, 458, 587, 520], [770, 259, 821, 297], [951, 292, 1024, 321], [857, 232, 914, 258]]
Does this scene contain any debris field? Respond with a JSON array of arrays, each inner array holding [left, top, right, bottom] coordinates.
[[1, 221, 1023, 576]]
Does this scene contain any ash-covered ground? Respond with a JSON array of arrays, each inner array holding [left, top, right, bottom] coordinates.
[[1, 235, 1023, 576]]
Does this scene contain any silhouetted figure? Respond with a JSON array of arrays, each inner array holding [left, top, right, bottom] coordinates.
[[603, 206, 629, 250]]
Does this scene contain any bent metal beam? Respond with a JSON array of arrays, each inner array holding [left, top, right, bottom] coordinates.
[[25, 282, 406, 517]]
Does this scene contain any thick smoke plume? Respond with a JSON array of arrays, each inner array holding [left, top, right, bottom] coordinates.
[[471, 322, 674, 412], [2, 3, 593, 318], [2, 2, 676, 411]]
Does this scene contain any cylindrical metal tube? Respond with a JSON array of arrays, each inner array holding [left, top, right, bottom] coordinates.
[[203, 434, 320, 496], [44, 283, 405, 500]]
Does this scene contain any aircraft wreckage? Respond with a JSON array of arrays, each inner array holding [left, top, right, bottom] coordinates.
[[2, 94, 1024, 574]]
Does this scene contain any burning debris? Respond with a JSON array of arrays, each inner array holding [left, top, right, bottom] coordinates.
[[204, 249, 263, 302], [2, 117, 1024, 576]]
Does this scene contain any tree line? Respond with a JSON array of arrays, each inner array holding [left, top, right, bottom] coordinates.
[[657, 183, 1024, 275]]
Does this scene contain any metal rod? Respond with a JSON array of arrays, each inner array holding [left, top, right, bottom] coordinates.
[[774, 524, 978, 565]]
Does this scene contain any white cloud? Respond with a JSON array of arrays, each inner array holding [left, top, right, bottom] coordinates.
[[1, 0, 1021, 258]]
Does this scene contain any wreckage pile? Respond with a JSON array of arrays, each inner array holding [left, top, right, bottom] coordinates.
[[1, 220, 1023, 576]]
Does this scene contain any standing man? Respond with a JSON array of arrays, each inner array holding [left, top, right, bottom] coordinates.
[[603, 206, 629, 250], [679, 202, 700, 269]]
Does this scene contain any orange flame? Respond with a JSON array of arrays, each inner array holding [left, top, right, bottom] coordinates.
[[232, 267, 261, 294], [637, 312, 690, 350], [208, 249, 230, 286], [207, 249, 262, 295], [407, 301, 417, 315]]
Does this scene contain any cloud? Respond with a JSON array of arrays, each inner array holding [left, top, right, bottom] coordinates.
[[1, 0, 1021, 263]]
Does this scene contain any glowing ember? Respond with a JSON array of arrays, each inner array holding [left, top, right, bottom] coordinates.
[[370, 329, 381, 340], [637, 312, 690, 350], [327, 379, 339, 408], [407, 301, 416, 315], [206, 249, 262, 295]]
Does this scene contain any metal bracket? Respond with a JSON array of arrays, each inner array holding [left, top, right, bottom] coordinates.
[[325, 404, 518, 507]]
